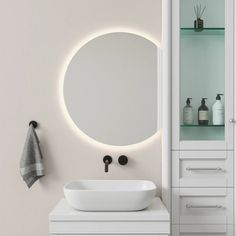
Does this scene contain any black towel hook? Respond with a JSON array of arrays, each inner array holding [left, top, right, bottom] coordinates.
[[29, 120, 38, 128]]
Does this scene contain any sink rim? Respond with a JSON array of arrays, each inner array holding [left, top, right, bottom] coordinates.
[[64, 180, 157, 192]]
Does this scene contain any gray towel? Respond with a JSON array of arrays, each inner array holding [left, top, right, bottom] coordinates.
[[20, 124, 44, 188]]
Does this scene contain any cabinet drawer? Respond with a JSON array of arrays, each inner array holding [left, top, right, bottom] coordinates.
[[172, 225, 233, 236], [49, 221, 170, 235], [172, 188, 233, 225], [172, 151, 233, 187]]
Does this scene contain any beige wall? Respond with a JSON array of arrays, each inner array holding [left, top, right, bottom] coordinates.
[[0, 0, 162, 235]]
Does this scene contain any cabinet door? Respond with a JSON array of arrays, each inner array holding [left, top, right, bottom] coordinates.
[[172, 225, 233, 236], [172, 188, 233, 225], [172, 151, 233, 187], [172, 0, 234, 150]]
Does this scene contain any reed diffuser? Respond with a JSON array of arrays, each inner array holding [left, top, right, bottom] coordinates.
[[194, 4, 206, 31]]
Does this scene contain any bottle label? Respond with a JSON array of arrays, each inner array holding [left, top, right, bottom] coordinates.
[[183, 108, 193, 124], [199, 111, 208, 121], [213, 109, 224, 125]]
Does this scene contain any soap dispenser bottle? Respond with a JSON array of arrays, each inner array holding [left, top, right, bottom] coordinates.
[[183, 98, 194, 125], [212, 94, 224, 125], [198, 98, 209, 125]]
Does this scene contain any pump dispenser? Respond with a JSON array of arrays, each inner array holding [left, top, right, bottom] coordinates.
[[212, 94, 224, 125], [183, 98, 194, 125], [198, 98, 209, 125]]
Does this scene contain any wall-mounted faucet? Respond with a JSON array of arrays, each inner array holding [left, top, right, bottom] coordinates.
[[103, 155, 112, 172]]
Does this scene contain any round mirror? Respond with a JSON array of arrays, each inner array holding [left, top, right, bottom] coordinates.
[[63, 32, 160, 146]]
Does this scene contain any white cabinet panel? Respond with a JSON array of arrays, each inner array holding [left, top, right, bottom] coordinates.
[[50, 221, 170, 235], [172, 188, 233, 225], [172, 225, 233, 236], [172, 151, 233, 187]]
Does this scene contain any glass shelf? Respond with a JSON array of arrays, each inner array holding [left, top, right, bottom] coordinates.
[[181, 28, 225, 36], [181, 124, 225, 127]]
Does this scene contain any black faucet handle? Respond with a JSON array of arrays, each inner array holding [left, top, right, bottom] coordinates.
[[118, 155, 128, 165], [103, 155, 112, 172]]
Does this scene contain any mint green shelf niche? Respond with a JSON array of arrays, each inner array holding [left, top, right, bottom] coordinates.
[[179, 0, 226, 142], [180, 125, 225, 141]]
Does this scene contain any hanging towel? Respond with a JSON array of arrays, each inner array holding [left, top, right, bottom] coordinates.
[[20, 124, 44, 188]]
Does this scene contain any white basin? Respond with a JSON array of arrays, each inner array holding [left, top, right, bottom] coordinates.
[[64, 180, 157, 211]]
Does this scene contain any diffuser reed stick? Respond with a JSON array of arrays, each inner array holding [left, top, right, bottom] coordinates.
[[194, 4, 206, 31]]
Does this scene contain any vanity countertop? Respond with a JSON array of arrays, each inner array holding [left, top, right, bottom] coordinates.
[[49, 197, 169, 222]]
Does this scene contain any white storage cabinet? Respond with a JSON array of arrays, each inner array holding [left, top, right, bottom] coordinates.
[[49, 198, 170, 236], [171, 0, 234, 235]]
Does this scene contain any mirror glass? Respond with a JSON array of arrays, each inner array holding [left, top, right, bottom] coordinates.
[[64, 32, 160, 146]]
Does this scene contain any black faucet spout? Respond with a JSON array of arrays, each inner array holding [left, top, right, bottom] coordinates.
[[103, 155, 112, 172], [105, 160, 109, 172]]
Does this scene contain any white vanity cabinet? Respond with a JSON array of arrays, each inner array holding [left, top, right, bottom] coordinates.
[[49, 198, 170, 236], [171, 0, 234, 235]]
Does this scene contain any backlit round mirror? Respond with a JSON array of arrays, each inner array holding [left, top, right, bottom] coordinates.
[[63, 32, 160, 146]]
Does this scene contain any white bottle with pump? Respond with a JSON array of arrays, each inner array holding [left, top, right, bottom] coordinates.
[[212, 94, 224, 125], [183, 98, 194, 125]]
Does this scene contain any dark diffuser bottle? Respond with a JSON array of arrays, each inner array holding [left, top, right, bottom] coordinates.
[[194, 4, 206, 32], [198, 98, 209, 125]]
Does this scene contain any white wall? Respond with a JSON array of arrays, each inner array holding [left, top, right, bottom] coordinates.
[[0, 1, 162, 236]]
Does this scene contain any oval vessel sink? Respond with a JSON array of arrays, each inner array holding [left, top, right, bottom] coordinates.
[[64, 180, 157, 211]]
